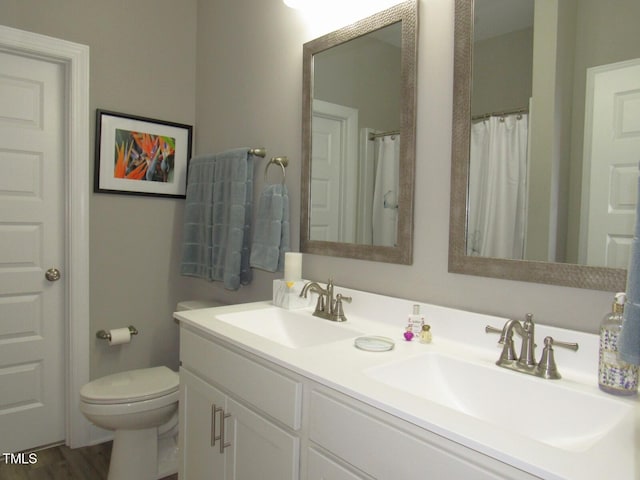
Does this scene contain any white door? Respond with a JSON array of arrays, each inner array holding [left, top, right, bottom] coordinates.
[[582, 59, 640, 268], [0, 50, 66, 452], [310, 100, 358, 242]]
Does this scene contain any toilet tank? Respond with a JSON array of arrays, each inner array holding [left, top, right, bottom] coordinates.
[[176, 300, 224, 311]]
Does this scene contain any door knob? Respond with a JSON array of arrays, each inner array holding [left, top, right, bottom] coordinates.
[[45, 268, 61, 282]]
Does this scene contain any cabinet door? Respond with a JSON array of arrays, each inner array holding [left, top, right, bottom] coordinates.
[[226, 397, 299, 480], [307, 447, 369, 480], [179, 368, 227, 480]]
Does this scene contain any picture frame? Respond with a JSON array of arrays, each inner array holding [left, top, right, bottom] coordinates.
[[94, 109, 193, 198]]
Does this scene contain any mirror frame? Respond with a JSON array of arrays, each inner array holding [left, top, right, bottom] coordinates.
[[301, 0, 418, 264], [448, 0, 625, 291]]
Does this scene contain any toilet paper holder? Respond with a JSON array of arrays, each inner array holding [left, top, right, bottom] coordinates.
[[96, 325, 139, 341]]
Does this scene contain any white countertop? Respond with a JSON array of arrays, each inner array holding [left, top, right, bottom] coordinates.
[[175, 286, 639, 479]]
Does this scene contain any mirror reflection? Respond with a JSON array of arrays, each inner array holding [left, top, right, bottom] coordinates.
[[467, 0, 640, 270], [301, 0, 417, 265], [311, 23, 401, 246]]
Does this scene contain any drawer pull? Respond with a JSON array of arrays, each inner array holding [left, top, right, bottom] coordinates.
[[210, 404, 217, 447], [219, 408, 232, 454], [213, 405, 232, 453]]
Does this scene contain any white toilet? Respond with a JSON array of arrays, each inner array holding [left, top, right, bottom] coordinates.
[[80, 300, 223, 480], [80, 366, 179, 480]]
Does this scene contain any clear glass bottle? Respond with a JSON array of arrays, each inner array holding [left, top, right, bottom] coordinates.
[[419, 324, 432, 344], [408, 304, 424, 337], [598, 292, 639, 395]]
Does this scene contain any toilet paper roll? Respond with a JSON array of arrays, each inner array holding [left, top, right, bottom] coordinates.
[[108, 327, 131, 346]]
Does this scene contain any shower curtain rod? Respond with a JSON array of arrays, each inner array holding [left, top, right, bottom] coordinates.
[[368, 129, 400, 141], [472, 106, 529, 121], [472, 106, 528, 121]]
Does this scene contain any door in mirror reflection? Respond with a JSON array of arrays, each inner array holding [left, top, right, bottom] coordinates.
[[310, 100, 358, 243], [582, 59, 640, 269], [310, 22, 401, 246]]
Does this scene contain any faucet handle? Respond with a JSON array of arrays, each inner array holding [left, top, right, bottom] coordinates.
[[485, 325, 503, 335], [546, 337, 579, 351], [536, 336, 579, 379], [336, 293, 352, 304], [334, 294, 351, 322]]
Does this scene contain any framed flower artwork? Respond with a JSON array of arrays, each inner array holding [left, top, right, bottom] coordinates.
[[94, 109, 193, 198]]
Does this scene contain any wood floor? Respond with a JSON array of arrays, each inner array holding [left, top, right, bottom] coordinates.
[[0, 442, 178, 480]]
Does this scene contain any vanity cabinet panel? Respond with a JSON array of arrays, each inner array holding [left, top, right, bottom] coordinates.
[[226, 397, 299, 480], [179, 368, 299, 480], [181, 327, 302, 429], [307, 447, 370, 480], [179, 368, 227, 479], [179, 324, 541, 480], [308, 388, 539, 480]]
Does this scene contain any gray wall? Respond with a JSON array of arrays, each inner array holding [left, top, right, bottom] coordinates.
[[186, 0, 612, 335], [314, 34, 401, 132], [1, 0, 616, 381], [0, 0, 197, 378], [471, 27, 533, 117]]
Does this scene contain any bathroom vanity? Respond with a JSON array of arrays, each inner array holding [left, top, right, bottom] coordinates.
[[175, 287, 638, 479]]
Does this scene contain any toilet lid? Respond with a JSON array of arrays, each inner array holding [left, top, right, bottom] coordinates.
[[80, 366, 178, 404]]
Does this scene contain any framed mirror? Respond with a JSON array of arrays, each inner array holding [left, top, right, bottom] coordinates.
[[448, 0, 638, 291], [301, 0, 418, 264]]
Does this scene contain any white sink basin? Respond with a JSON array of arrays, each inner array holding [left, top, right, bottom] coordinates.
[[216, 307, 363, 348], [364, 351, 632, 452]]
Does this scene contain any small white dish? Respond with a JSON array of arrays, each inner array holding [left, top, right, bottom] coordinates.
[[354, 336, 395, 352]]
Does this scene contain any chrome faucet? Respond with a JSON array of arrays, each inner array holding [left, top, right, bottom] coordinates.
[[300, 279, 351, 322], [486, 314, 578, 379]]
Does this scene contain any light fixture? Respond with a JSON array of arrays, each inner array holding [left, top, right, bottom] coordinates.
[[282, 0, 305, 8], [283, 0, 402, 12], [283, 0, 403, 37]]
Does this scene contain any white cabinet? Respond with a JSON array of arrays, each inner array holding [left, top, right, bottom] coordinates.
[[179, 328, 301, 480], [179, 324, 539, 480], [307, 447, 369, 480], [179, 368, 226, 479], [307, 387, 539, 480], [225, 397, 298, 480]]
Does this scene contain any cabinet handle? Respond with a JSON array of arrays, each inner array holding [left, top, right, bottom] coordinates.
[[219, 408, 231, 454], [211, 404, 217, 447], [213, 405, 224, 447], [211, 403, 232, 453]]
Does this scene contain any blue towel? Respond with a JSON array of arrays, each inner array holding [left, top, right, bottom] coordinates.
[[250, 183, 290, 272], [180, 148, 254, 290], [620, 165, 640, 364]]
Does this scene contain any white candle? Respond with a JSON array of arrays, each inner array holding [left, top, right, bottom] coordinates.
[[284, 252, 302, 282]]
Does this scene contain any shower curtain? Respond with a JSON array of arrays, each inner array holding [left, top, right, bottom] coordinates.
[[467, 114, 528, 259], [372, 135, 400, 247]]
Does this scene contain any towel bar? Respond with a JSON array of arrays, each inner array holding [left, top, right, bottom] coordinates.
[[264, 156, 288, 183], [249, 147, 267, 157]]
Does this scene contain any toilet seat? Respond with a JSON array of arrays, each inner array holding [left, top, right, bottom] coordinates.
[[80, 366, 178, 405]]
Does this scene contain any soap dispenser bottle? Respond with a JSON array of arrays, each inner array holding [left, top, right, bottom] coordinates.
[[598, 292, 639, 395], [408, 304, 424, 337]]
